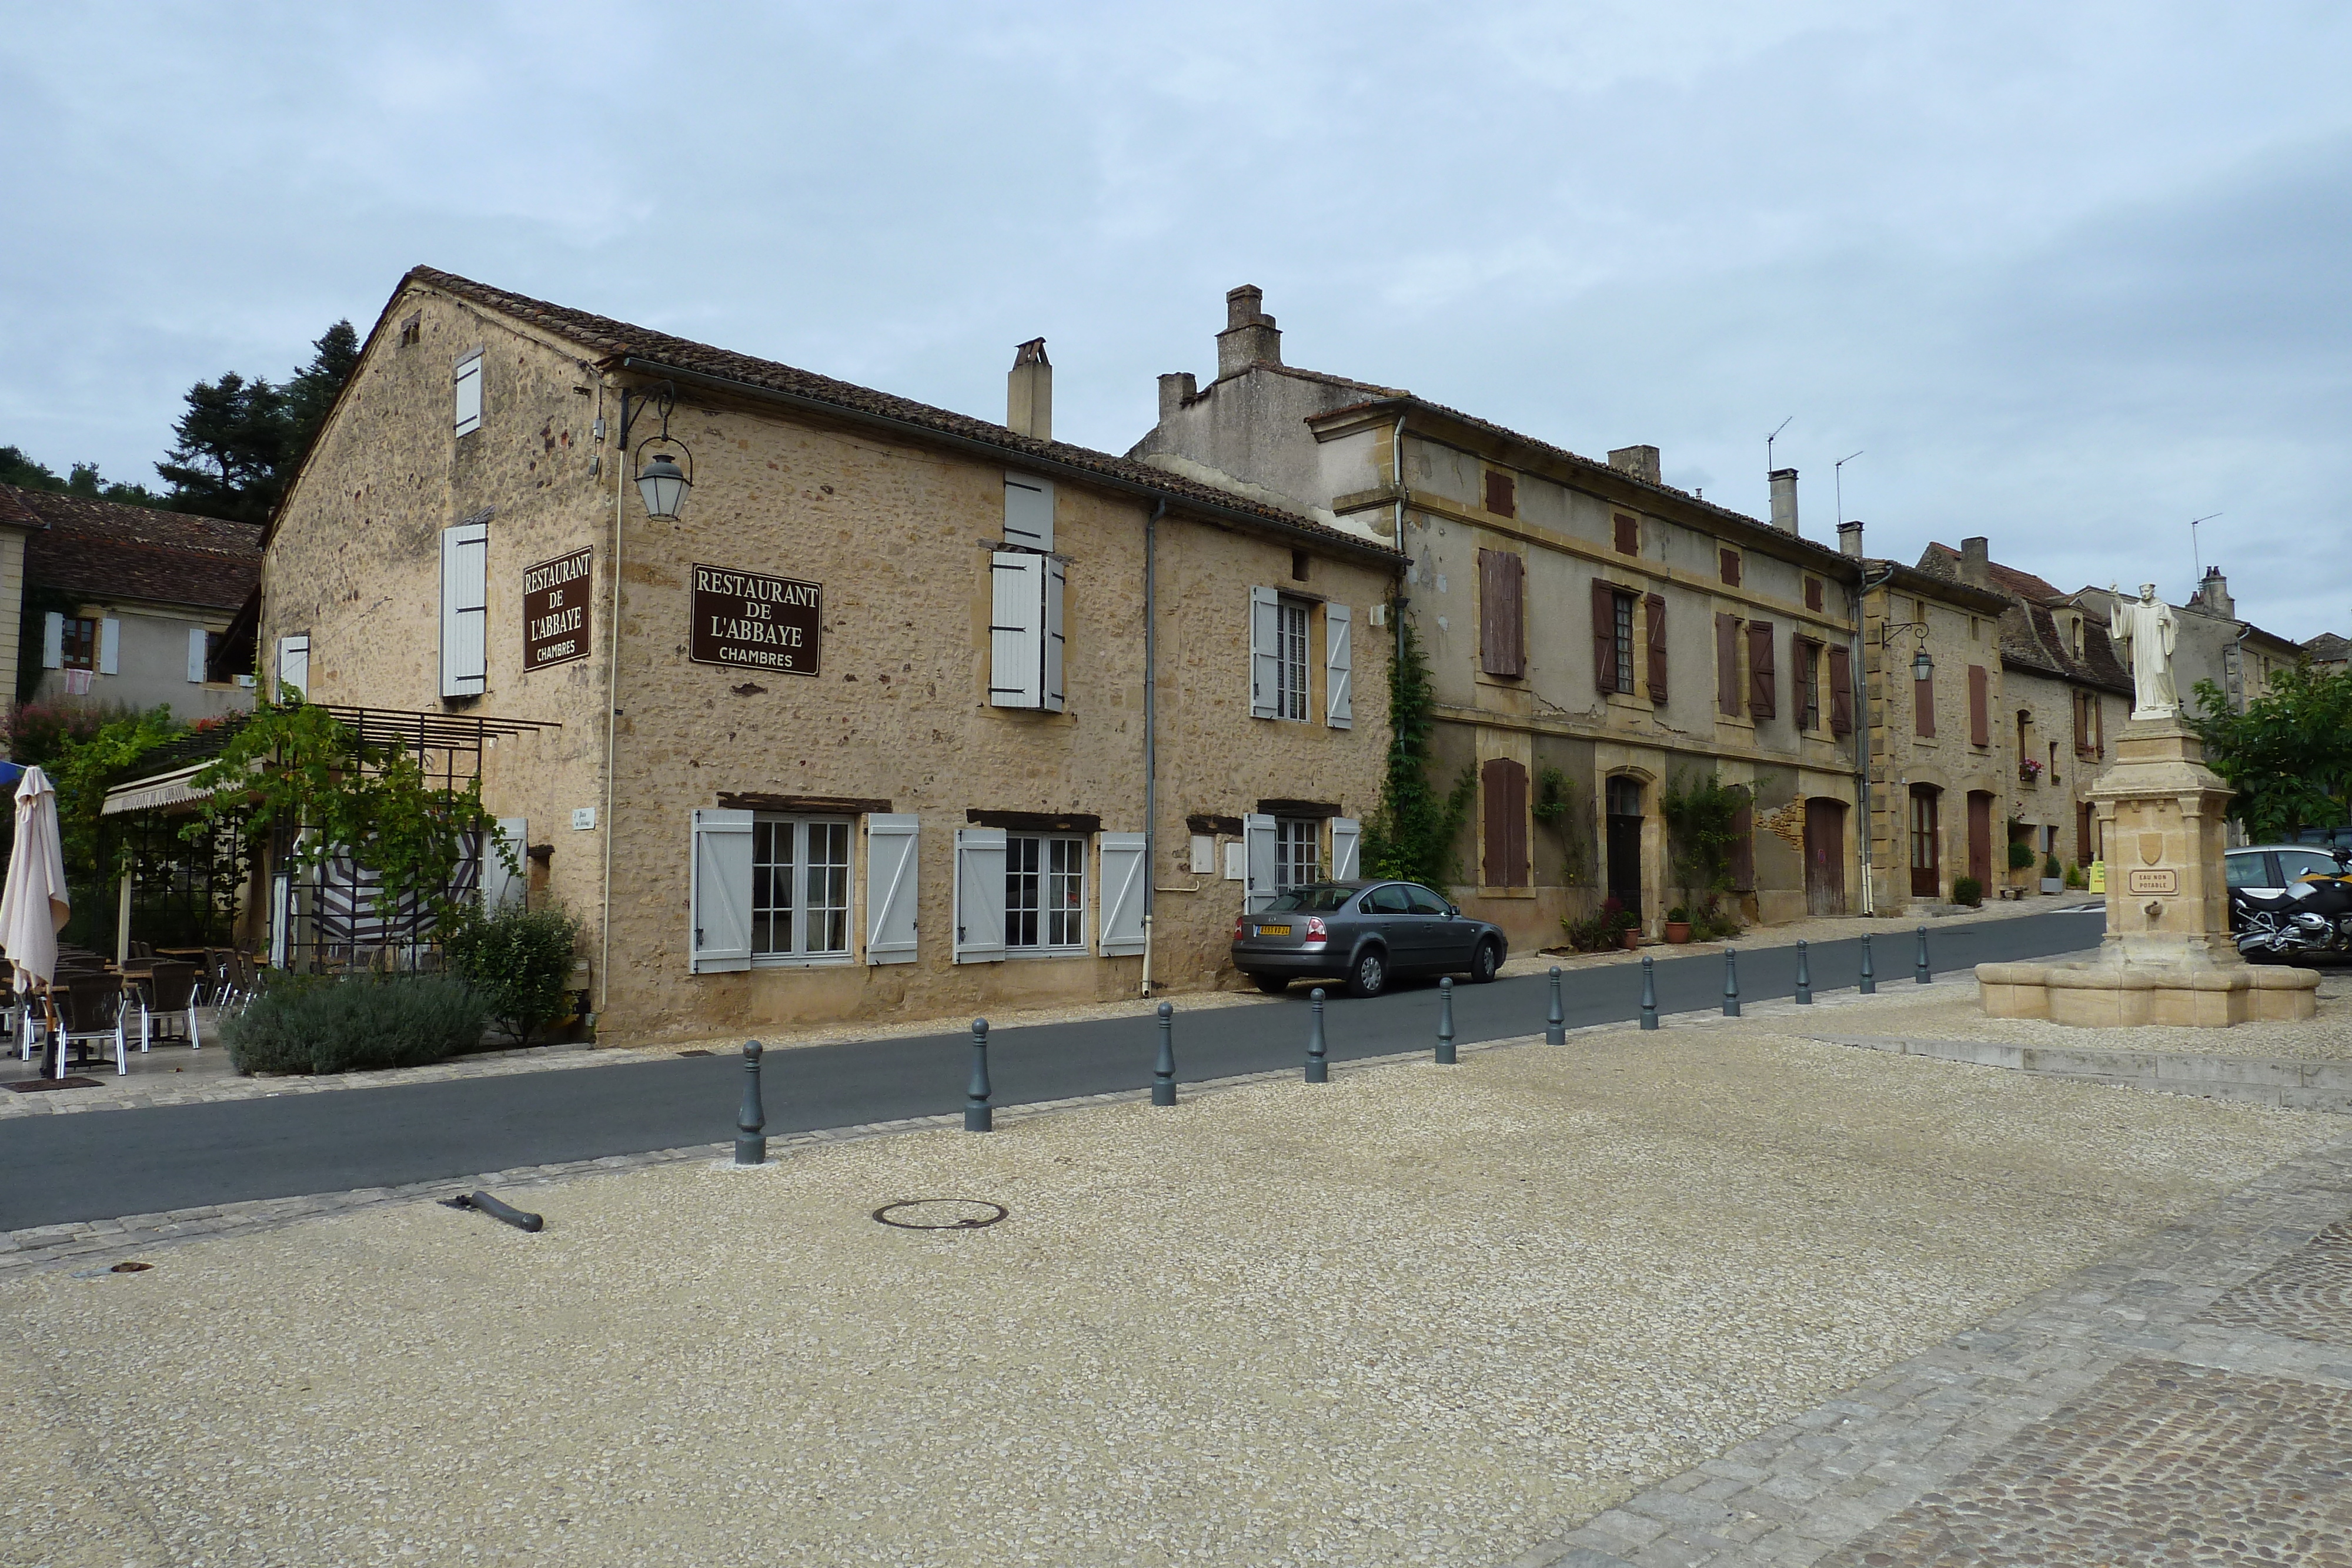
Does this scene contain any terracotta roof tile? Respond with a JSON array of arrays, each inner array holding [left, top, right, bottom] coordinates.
[[3, 484, 262, 610]]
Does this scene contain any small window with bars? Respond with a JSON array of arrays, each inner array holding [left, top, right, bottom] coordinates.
[[1612, 591, 1636, 694], [1277, 598, 1311, 722], [1007, 834, 1087, 950], [751, 817, 853, 959], [1274, 818, 1321, 891], [1798, 641, 1821, 730]]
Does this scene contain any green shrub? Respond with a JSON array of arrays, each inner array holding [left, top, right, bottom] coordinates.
[[2043, 853, 2062, 879], [2008, 841, 2036, 870], [1559, 912, 1616, 952], [441, 903, 583, 1044], [1667, 905, 1690, 924], [2065, 862, 2086, 888], [1953, 875, 1984, 907], [224, 975, 487, 1075]]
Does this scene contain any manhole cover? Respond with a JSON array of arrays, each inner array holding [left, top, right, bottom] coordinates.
[[872, 1199, 1008, 1231]]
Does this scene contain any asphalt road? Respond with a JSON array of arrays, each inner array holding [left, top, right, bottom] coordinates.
[[1, 911, 2103, 1229]]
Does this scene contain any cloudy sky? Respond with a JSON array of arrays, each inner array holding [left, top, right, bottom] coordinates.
[[5, 2, 2347, 636]]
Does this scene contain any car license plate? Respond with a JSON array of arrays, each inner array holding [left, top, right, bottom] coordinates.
[[1258, 924, 1291, 937]]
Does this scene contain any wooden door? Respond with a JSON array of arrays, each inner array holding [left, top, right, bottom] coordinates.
[[1967, 792, 1993, 887], [1803, 798, 1846, 915], [1605, 775, 1644, 918], [1909, 786, 1941, 899]]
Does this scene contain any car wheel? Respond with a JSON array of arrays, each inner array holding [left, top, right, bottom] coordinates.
[[1469, 939, 1502, 984], [1252, 975, 1290, 995], [1348, 948, 1388, 999]]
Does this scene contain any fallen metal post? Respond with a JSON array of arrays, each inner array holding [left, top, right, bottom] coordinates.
[[1795, 941, 1812, 1005], [1435, 976, 1456, 1064], [1545, 967, 1565, 1045], [735, 1038, 767, 1166], [965, 1018, 993, 1132], [1305, 988, 1329, 1082], [441, 1191, 543, 1233], [1152, 1001, 1177, 1106], [1640, 955, 1659, 1030], [1723, 948, 1741, 1017]]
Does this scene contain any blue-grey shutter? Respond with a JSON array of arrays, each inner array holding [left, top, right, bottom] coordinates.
[[276, 634, 309, 698], [1325, 603, 1352, 729], [864, 813, 920, 964], [990, 551, 1044, 708], [97, 618, 120, 676], [1043, 557, 1066, 714], [1242, 813, 1278, 912], [1096, 832, 1147, 956], [41, 612, 63, 669], [485, 818, 528, 911], [1329, 817, 1362, 881], [689, 808, 754, 973], [187, 627, 209, 683], [953, 827, 1007, 963], [1004, 474, 1054, 551], [441, 521, 489, 697], [454, 352, 483, 435], [1250, 587, 1279, 719]]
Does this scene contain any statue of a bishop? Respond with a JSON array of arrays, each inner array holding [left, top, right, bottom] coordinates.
[[2107, 582, 2180, 719]]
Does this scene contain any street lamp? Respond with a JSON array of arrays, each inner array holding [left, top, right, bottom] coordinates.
[[620, 380, 694, 521], [636, 450, 690, 521], [1882, 618, 1935, 681]]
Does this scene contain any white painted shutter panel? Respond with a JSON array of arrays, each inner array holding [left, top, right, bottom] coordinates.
[[1325, 603, 1353, 729], [41, 612, 62, 668], [1250, 586, 1280, 719], [953, 827, 1007, 964], [453, 353, 483, 435], [1096, 832, 1147, 957], [187, 627, 208, 683], [277, 634, 309, 697], [1042, 557, 1066, 714], [97, 618, 120, 675], [1329, 817, 1362, 881], [1004, 474, 1053, 551], [484, 818, 528, 910], [441, 521, 489, 697], [864, 813, 920, 964], [689, 808, 754, 974], [990, 551, 1043, 708], [1242, 813, 1278, 912]]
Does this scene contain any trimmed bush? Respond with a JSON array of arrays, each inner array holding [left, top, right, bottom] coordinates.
[[2008, 841, 2036, 870], [2043, 853, 2062, 879], [441, 904, 583, 1044], [224, 975, 489, 1076], [1953, 875, 1984, 907]]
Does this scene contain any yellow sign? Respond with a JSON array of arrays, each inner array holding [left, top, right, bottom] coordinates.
[[2088, 860, 2106, 893]]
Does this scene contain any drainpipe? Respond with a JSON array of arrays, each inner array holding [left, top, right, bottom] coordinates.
[[1392, 415, 1410, 673], [597, 385, 627, 1022], [1855, 563, 1897, 917], [1140, 497, 1165, 998]]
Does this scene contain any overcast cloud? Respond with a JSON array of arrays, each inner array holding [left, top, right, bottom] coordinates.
[[4, 2, 2347, 636]]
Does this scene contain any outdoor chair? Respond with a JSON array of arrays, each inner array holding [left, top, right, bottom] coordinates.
[[39, 974, 128, 1078], [136, 961, 202, 1051]]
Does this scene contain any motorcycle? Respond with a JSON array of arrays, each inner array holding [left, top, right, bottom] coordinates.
[[2231, 847, 2352, 961]]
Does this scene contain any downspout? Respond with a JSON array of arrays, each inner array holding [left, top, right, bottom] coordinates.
[[1855, 563, 1897, 917], [597, 386, 627, 1022], [1140, 497, 1165, 998], [1392, 414, 1409, 672]]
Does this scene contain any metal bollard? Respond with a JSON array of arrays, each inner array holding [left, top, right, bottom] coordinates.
[[1153, 1001, 1177, 1106], [1915, 924, 1932, 985], [965, 1018, 993, 1132], [1435, 976, 1457, 1064], [1545, 967, 1566, 1045], [735, 1038, 768, 1166], [1640, 955, 1659, 1030], [1305, 988, 1329, 1082], [1795, 940, 1812, 1005], [1860, 932, 1876, 994], [1723, 948, 1741, 1017]]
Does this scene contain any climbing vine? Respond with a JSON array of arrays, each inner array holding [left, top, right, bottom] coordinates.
[[1361, 611, 1476, 888], [1661, 770, 1743, 908]]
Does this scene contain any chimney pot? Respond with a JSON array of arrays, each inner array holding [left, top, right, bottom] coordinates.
[[1215, 283, 1283, 378], [1157, 371, 1197, 424], [1837, 519, 1864, 558], [1960, 536, 1990, 588], [2199, 567, 2233, 616], [1768, 468, 1800, 534], [1607, 445, 1661, 485], [1006, 337, 1051, 440]]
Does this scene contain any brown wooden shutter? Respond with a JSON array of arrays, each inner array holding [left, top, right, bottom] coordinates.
[[1484, 471, 1515, 517], [1716, 614, 1739, 716], [2072, 693, 2089, 757], [1593, 580, 1618, 696], [1481, 757, 1529, 888], [1915, 666, 1936, 738], [1479, 549, 1524, 677], [1613, 513, 1639, 554], [1719, 549, 1740, 587], [1805, 577, 1823, 612], [1967, 664, 1989, 747], [1644, 593, 1668, 705], [1747, 620, 1776, 719], [1828, 644, 1853, 736]]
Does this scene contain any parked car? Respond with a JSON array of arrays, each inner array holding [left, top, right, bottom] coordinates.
[[2224, 844, 2352, 903], [1231, 879, 1508, 998]]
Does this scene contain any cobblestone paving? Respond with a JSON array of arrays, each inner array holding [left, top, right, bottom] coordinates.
[[2198, 1218, 2352, 1349]]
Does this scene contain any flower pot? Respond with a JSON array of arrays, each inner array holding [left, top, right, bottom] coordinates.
[[1665, 921, 1692, 944], [1619, 928, 1641, 951]]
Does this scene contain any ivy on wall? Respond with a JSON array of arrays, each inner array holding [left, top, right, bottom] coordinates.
[[1361, 611, 1476, 888]]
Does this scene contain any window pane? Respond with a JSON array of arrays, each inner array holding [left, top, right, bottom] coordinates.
[[1367, 885, 1412, 914], [1278, 600, 1310, 721], [1403, 885, 1450, 915], [1046, 837, 1084, 947], [2276, 850, 2335, 882], [750, 818, 793, 955], [804, 821, 850, 954], [1269, 885, 1355, 912], [1005, 835, 1041, 948], [1274, 818, 1320, 890], [1613, 596, 1634, 693], [2224, 854, 2269, 889]]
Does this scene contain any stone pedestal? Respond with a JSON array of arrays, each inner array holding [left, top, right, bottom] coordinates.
[[1977, 720, 2318, 1026]]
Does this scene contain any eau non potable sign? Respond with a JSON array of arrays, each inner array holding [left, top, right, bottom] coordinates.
[[690, 563, 822, 677], [523, 547, 593, 670]]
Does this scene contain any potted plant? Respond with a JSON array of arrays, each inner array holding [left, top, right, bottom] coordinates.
[[2008, 840, 2036, 889], [1601, 896, 1639, 950], [2040, 852, 2064, 894], [2019, 757, 2045, 786], [1665, 905, 1692, 944]]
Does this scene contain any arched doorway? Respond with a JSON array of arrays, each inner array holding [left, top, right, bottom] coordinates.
[[1909, 784, 1942, 900], [1605, 774, 1644, 918]]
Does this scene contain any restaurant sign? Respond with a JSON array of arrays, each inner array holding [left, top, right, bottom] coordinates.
[[523, 547, 593, 671], [690, 564, 821, 677]]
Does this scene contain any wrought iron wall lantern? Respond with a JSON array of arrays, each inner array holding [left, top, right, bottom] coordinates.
[[1880, 619, 1935, 683], [620, 380, 693, 521]]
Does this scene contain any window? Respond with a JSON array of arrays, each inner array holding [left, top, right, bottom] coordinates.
[[750, 817, 852, 958], [1484, 470, 1516, 517], [1277, 598, 1310, 720], [1804, 577, 1823, 613], [1290, 548, 1309, 583], [1480, 549, 1525, 677], [1719, 549, 1742, 587], [1364, 884, 1412, 915], [1715, 613, 1741, 717], [1274, 884, 1361, 914], [1274, 818, 1320, 891], [990, 551, 1067, 711], [1591, 581, 1634, 696], [440, 520, 489, 697], [1251, 587, 1315, 721], [399, 313, 422, 348], [1613, 513, 1639, 554], [1796, 639, 1820, 730], [60, 616, 98, 670], [1402, 884, 1450, 916], [1613, 593, 1635, 691], [1006, 834, 1085, 950]]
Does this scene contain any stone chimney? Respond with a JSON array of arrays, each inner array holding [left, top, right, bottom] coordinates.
[[1216, 285, 1283, 379], [1157, 371, 1197, 424], [1959, 536, 1992, 589], [1768, 468, 1799, 534], [1608, 445, 1661, 484], [1838, 519, 1864, 558], [1006, 338, 1051, 440], [2198, 566, 2234, 616]]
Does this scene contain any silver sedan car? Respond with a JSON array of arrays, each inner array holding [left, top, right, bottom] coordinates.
[[1231, 879, 1508, 998]]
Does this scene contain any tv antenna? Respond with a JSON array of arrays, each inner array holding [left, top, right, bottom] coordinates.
[[2189, 512, 2221, 577], [1833, 450, 1863, 526], [1765, 416, 1792, 472]]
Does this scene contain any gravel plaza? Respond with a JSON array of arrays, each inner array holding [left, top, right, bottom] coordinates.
[[4, 972, 2349, 1567]]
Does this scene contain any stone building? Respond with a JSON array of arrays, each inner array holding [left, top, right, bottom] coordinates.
[[1129, 286, 1865, 944], [228, 268, 1400, 1041], [0, 482, 259, 720]]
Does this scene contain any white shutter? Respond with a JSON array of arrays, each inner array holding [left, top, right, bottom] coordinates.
[[953, 827, 1007, 964], [1042, 557, 1066, 714], [1243, 813, 1278, 912], [276, 634, 309, 698], [187, 626, 208, 683], [989, 551, 1044, 708], [1325, 603, 1353, 729], [689, 808, 754, 973], [453, 353, 483, 435], [864, 813, 920, 964], [485, 818, 528, 910], [1097, 832, 1147, 957], [97, 618, 120, 676], [1004, 474, 1054, 551], [41, 612, 62, 668], [440, 521, 489, 697], [1329, 817, 1362, 881], [1250, 586, 1280, 719]]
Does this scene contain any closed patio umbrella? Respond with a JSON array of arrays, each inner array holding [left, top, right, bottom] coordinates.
[[1, 765, 70, 993]]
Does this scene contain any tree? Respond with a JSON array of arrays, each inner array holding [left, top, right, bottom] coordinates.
[[154, 317, 359, 524], [0, 444, 167, 507], [2190, 666, 2352, 842], [282, 320, 360, 456]]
